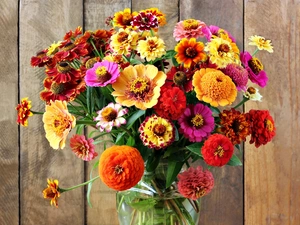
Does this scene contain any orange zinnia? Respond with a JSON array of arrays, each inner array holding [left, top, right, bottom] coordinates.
[[175, 38, 206, 68], [99, 145, 144, 191], [192, 68, 237, 107], [16, 97, 33, 126], [42, 179, 60, 207]]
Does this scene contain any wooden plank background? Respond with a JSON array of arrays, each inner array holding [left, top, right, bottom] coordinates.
[[0, 0, 299, 224]]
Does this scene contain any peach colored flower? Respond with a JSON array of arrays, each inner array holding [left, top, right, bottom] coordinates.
[[70, 134, 98, 161]]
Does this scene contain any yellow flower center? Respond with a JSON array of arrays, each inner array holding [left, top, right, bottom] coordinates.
[[214, 145, 224, 157], [62, 42, 75, 51], [265, 119, 274, 132], [85, 58, 98, 69], [53, 116, 70, 136], [218, 43, 230, 55], [122, 12, 132, 25], [173, 71, 187, 86], [183, 19, 199, 30], [101, 107, 118, 122], [96, 66, 112, 83], [114, 165, 124, 174], [185, 47, 197, 58], [51, 82, 65, 94], [195, 187, 206, 198], [117, 31, 129, 43], [153, 124, 166, 136], [130, 77, 149, 94], [57, 62, 71, 73], [248, 57, 263, 74], [191, 114, 204, 128]]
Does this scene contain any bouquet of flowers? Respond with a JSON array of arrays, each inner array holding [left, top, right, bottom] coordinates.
[[16, 7, 276, 225]]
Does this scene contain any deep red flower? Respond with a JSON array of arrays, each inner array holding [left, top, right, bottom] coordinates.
[[30, 49, 51, 67], [54, 41, 89, 61], [64, 26, 82, 40], [246, 109, 276, 148], [154, 86, 186, 120], [201, 134, 234, 167], [46, 61, 82, 83], [177, 166, 214, 200]]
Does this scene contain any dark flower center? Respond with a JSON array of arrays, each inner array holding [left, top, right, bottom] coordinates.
[[218, 44, 230, 53], [247, 86, 256, 94], [95, 66, 112, 83], [173, 71, 187, 86], [248, 57, 263, 74], [232, 119, 241, 134], [185, 47, 197, 58], [122, 12, 133, 25], [148, 40, 157, 50], [57, 62, 71, 73], [85, 58, 98, 69], [101, 107, 118, 122], [51, 82, 65, 94], [153, 124, 166, 136], [63, 42, 75, 51], [117, 32, 129, 43], [195, 187, 206, 198]]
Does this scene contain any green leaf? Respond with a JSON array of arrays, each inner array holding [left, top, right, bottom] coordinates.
[[75, 124, 85, 135], [115, 131, 126, 145], [164, 50, 177, 59], [128, 199, 157, 212], [227, 154, 243, 166], [146, 151, 162, 172], [86, 86, 93, 115], [87, 160, 99, 207], [186, 142, 204, 158], [126, 136, 135, 146], [166, 159, 184, 188], [126, 110, 145, 129], [130, 58, 142, 65]]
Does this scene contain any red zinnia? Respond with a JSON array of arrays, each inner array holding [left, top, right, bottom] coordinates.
[[177, 166, 214, 200], [201, 134, 234, 167], [154, 86, 186, 120], [246, 109, 276, 148]]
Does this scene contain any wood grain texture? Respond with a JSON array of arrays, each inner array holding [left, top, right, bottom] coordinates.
[[180, 1, 244, 225], [0, 0, 19, 224], [19, 0, 85, 224], [84, 1, 131, 224], [244, 0, 300, 225]]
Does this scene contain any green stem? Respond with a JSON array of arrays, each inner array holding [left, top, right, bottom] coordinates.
[[90, 39, 102, 58], [30, 110, 44, 115], [59, 176, 99, 193], [234, 96, 249, 109], [76, 120, 97, 125], [160, 60, 165, 73], [252, 48, 259, 56]]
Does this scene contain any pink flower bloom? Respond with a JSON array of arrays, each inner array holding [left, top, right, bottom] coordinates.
[[178, 103, 214, 142], [131, 12, 158, 31], [173, 19, 206, 41], [94, 103, 128, 132], [177, 166, 214, 200], [240, 51, 268, 87], [70, 134, 98, 161], [202, 25, 236, 42], [221, 63, 248, 91], [85, 60, 120, 87]]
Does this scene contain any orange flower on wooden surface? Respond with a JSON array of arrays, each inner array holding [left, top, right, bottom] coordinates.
[[43, 179, 60, 208], [99, 145, 144, 191]]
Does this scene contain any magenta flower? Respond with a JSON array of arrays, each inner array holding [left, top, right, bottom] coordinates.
[[70, 134, 98, 161], [94, 103, 128, 132], [85, 60, 120, 87], [173, 19, 206, 41], [221, 63, 248, 91], [240, 51, 268, 87], [131, 12, 158, 31], [178, 103, 214, 142], [177, 166, 214, 200], [202, 25, 236, 42]]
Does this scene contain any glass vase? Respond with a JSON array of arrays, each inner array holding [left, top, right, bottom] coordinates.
[[116, 162, 201, 225]]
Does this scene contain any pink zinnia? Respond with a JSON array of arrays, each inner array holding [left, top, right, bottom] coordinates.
[[85, 60, 120, 87], [240, 51, 268, 87], [202, 25, 236, 42], [131, 12, 158, 31], [173, 19, 206, 41], [70, 134, 98, 161], [178, 103, 214, 142], [177, 166, 214, 200], [221, 63, 248, 91]]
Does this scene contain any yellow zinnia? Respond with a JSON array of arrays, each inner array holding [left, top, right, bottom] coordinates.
[[43, 100, 76, 150], [110, 28, 139, 55], [112, 64, 166, 110], [248, 35, 273, 53], [137, 36, 166, 61], [192, 68, 237, 107], [205, 37, 240, 68]]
